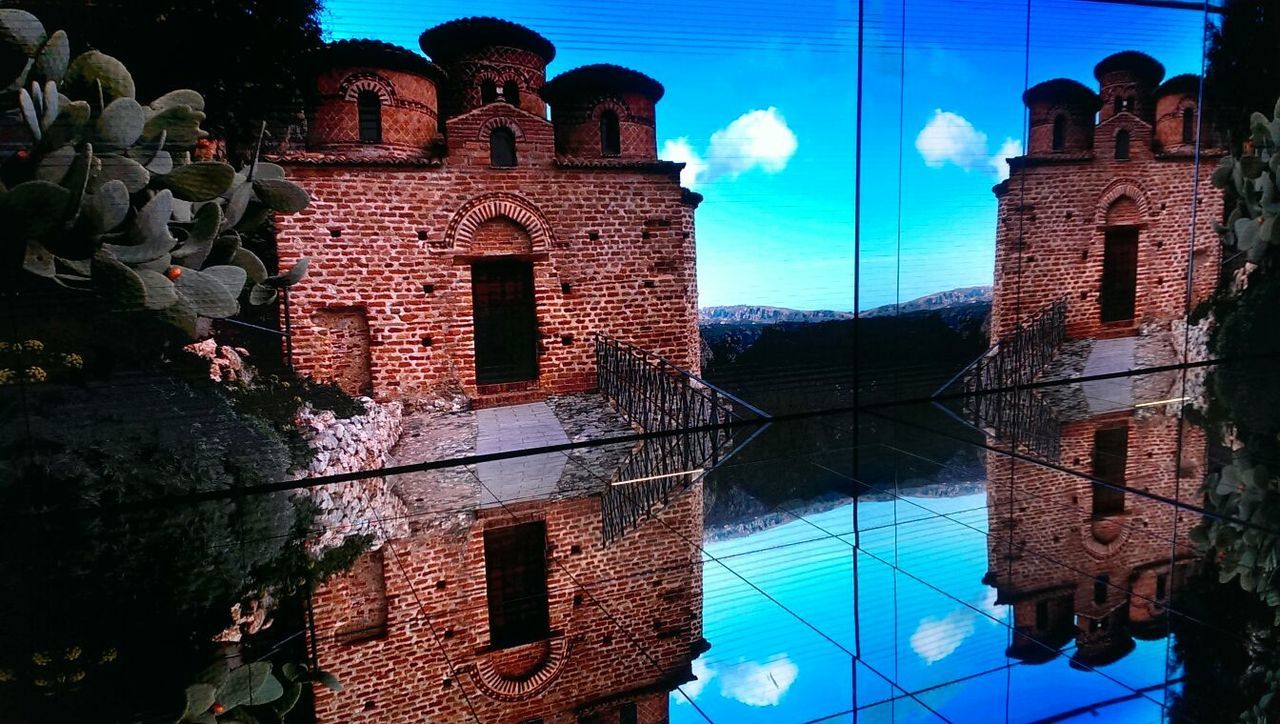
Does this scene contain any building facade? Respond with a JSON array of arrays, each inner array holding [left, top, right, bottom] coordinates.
[[274, 18, 701, 405], [990, 51, 1222, 342]]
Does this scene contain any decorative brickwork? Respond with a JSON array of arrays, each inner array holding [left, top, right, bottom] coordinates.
[[277, 19, 698, 404], [309, 484, 705, 722], [992, 51, 1223, 342]]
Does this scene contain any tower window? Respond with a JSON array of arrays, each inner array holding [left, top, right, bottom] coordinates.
[[481, 79, 498, 104], [1092, 426, 1128, 515], [490, 126, 517, 167], [484, 522, 550, 648], [1093, 575, 1109, 605], [1114, 129, 1130, 160], [1051, 114, 1066, 151], [357, 90, 382, 144], [1182, 106, 1196, 145], [502, 80, 520, 106], [600, 110, 621, 156]]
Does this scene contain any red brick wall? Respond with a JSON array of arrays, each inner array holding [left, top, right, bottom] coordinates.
[[991, 140, 1221, 341], [309, 484, 705, 723], [1026, 101, 1095, 156], [310, 66, 439, 156], [985, 411, 1204, 624], [1154, 92, 1198, 152]]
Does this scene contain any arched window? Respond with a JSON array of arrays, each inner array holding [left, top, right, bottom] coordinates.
[[481, 79, 498, 104], [1051, 114, 1066, 151], [1182, 106, 1196, 145], [600, 110, 621, 156], [502, 80, 520, 106], [357, 90, 382, 144], [490, 127, 517, 167], [1114, 129, 1130, 160]]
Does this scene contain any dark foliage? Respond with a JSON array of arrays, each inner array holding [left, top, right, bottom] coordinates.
[[1206, 0, 1280, 153], [225, 367, 366, 470]]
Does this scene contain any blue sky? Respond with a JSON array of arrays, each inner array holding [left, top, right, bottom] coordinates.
[[322, 0, 1210, 311]]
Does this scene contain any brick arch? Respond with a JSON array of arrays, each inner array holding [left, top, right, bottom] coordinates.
[[1095, 179, 1151, 226], [477, 116, 525, 140], [456, 634, 572, 702], [339, 71, 396, 104], [590, 98, 629, 121], [441, 193, 553, 253]]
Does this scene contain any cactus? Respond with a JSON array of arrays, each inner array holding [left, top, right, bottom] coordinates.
[[0, 9, 311, 338], [1212, 97, 1280, 264]]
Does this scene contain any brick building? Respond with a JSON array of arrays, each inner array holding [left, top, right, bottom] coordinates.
[[991, 51, 1222, 341], [976, 51, 1216, 668], [311, 483, 706, 723], [273, 17, 701, 405]]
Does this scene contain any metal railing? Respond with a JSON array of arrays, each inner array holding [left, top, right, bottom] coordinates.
[[595, 332, 769, 545], [939, 299, 1067, 460]]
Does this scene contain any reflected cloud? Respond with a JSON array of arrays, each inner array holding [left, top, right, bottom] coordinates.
[[720, 656, 799, 707], [677, 658, 715, 703], [910, 608, 976, 665]]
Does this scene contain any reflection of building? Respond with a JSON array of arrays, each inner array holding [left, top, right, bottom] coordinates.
[[311, 470, 707, 722], [274, 18, 700, 403], [991, 51, 1221, 342], [984, 408, 1203, 667]]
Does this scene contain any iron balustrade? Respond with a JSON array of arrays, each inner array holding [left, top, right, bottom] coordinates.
[[941, 299, 1067, 461], [595, 332, 769, 544]]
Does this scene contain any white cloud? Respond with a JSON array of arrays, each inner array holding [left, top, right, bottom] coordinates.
[[660, 137, 706, 190], [915, 109, 1021, 180], [676, 658, 715, 703], [719, 656, 799, 707], [660, 107, 798, 190], [910, 608, 976, 665]]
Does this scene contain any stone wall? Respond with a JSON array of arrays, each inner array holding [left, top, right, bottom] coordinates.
[[296, 399, 410, 550], [309, 484, 705, 722]]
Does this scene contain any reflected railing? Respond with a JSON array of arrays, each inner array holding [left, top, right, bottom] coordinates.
[[595, 333, 769, 544], [938, 298, 1067, 460]]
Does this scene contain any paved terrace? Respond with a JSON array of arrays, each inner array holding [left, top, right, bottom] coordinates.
[[1036, 331, 1188, 421], [386, 393, 638, 533]]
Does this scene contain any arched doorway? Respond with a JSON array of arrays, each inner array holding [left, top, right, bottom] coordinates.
[[1100, 226, 1138, 324]]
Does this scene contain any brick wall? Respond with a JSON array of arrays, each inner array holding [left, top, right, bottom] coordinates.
[[992, 143, 1222, 341], [276, 104, 699, 402], [309, 483, 705, 723], [985, 410, 1204, 656]]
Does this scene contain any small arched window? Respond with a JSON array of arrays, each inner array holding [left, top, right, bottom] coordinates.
[[502, 80, 520, 106], [600, 110, 621, 156], [490, 127, 517, 167], [481, 79, 498, 105], [1114, 129, 1130, 160], [1182, 106, 1196, 145], [357, 90, 382, 144], [1051, 114, 1066, 151]]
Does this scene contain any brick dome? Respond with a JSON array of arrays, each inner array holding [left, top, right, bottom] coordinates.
[[1153, 74, 1207, 151], [420, 17, 556, 118], [1024, 79, 1100, 156], [307, 39, 443, 157], [1094, 51, 1165, 125], [542, 65, 664, 160]]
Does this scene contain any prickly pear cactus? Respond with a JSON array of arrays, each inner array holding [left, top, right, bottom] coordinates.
[[0, 9, 310, 337], [1212, 96, 1280, 265]]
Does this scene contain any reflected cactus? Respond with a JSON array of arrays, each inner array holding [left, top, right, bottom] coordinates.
[[1212, 97, 1280, 264], [0, 10, 311, 337]]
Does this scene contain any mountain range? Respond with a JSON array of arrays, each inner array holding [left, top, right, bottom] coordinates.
[[699, 286, 992, 324]]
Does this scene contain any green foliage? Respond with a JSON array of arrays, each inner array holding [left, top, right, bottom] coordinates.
[[0, 10, 312, 339], [1208, 100, 1280, 265]]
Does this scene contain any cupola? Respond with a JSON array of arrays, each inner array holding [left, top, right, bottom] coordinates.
[[419, 17, 556, 119], [1023, 78, 1101, 155], [540, 64, 665, 159]]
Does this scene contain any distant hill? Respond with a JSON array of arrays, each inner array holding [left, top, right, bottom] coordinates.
[[699, 286, 991, 325], [699, 306, 855, 325]]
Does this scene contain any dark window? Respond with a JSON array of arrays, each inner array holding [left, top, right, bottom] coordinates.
[[1051, 114, 1066, 151], [600, 110, 621, 156], [1182, 107, 1196, 145], [1100, 227, 1138, 323], [1114, 129, 1130, 160], [619, 702, 638, 724], [1035, 600, 1049, 630], [1094, 575, 1109, 605], [481, 79, 498, 104], [1092, 426, 1128, 515], [503, 80, 520, 106], [490, 127, 517, 167], [484, 521, 550, 648], [1156, 573, 1168, 601], [357, 90, 382, 144]]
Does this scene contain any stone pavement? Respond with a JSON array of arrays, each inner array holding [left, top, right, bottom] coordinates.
[[1080, 336, 1136, 414], [474, 402, 570, 506]]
